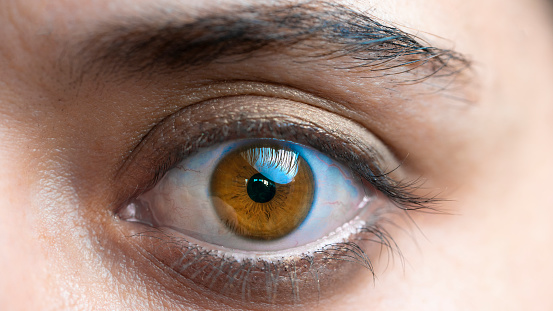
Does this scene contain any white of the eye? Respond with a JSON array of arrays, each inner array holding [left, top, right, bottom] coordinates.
[[124, 139, 376, 252]]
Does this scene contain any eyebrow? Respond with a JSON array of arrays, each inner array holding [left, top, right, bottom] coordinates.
[[75, 1, 471, 83]]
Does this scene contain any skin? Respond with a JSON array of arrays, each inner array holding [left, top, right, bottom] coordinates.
[[0, 0, 552, 310]]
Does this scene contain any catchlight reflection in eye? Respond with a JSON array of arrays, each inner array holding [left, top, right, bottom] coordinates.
[[121, 139, 374, 252], [211, 143, 315, 240]]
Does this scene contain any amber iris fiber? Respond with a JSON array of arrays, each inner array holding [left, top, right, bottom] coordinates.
[[210, 143, 314, 240]]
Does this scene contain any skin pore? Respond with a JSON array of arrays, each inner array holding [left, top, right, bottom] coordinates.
[[0, 0, 552, 310]]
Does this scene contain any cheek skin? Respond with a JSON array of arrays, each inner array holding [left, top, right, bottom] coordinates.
[[363, 0, 553, 309], [0, 155, 43, 310], [0, 144, 201, 310], [0, 141, 96, 309]]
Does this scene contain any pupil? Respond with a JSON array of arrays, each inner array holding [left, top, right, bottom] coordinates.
[[247, 173, 276, 203]]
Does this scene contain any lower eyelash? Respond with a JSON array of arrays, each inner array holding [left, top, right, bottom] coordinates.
[[125, 212, 404, 305]]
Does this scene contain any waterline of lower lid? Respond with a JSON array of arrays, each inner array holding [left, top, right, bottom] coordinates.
[[180, 216, 367, 263]]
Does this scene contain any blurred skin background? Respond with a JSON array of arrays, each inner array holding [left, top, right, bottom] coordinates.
[[0, 0, 552, 310]]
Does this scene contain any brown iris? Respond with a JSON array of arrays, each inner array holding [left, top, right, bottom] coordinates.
[[210, 142, 314, 240]]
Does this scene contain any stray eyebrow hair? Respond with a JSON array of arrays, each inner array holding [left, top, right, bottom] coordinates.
[[77, 1, 470, 82]]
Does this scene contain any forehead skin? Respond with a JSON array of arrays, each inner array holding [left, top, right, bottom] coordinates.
[[0, 0, 552, 310]]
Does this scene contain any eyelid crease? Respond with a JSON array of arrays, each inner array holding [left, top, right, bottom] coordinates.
[[114, 80, 400, 172]]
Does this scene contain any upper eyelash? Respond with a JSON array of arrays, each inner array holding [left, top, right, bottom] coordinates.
[[136, 116, 440, 211]]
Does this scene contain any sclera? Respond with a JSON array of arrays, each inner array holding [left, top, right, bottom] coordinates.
[[130, 139, 374, 252]]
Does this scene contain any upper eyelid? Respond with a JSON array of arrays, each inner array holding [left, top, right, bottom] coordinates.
[[115, 95, 438, 212], [116, 95, 392, 179], [115, 84, 387, 176]]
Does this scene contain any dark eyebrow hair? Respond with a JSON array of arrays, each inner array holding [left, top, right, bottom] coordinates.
[[76, 1, 470, 83]]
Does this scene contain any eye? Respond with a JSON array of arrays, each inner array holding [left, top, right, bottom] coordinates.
[[119, 139, 373, 253], [113, 96, 434, 305]]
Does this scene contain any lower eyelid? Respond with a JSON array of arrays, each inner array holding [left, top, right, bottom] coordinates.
[[117, 215, 396, 307]]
